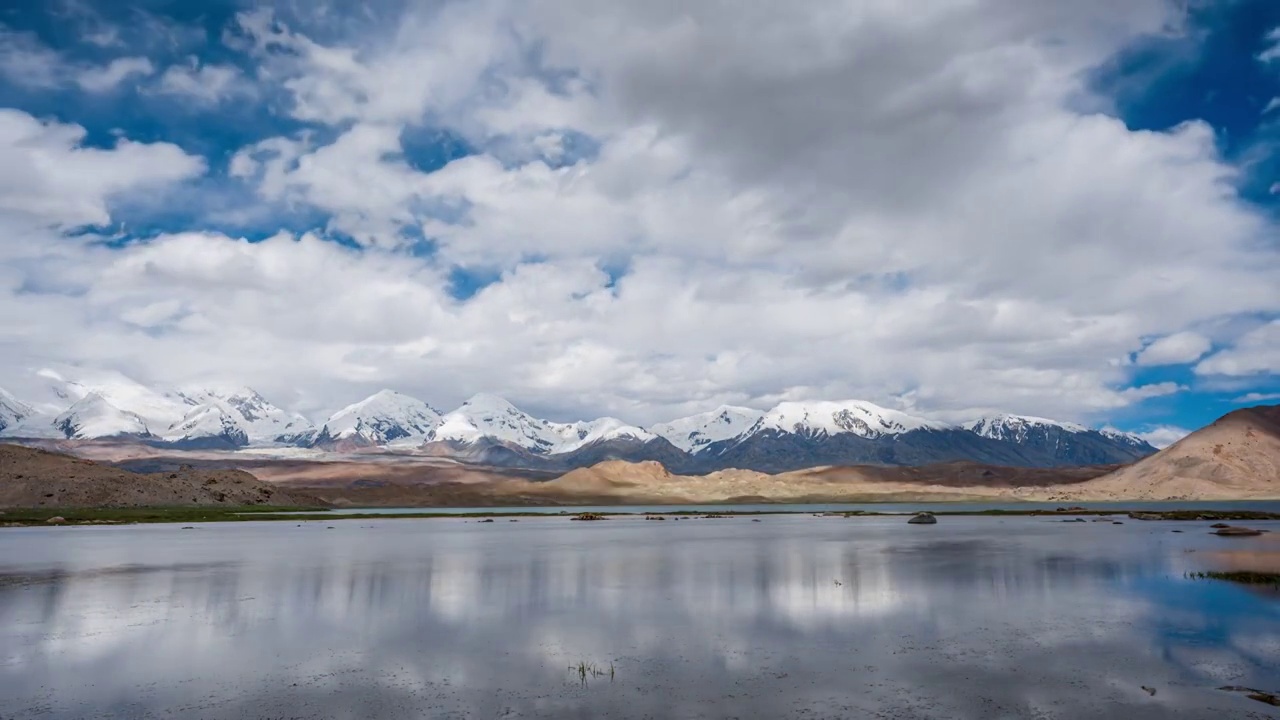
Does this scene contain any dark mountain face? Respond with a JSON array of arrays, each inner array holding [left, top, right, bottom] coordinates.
[[1000, 425, 1154, 466], [557, 436, 694, 472], [691, 428, 1043, 474], [417, 423, 1156, 474]]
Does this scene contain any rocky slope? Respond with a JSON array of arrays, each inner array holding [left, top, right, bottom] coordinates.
[[0, 444, 326, 508]]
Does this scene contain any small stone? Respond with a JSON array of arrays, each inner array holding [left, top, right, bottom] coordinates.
[[1142, 686, 1156, 697], [45, 516, 66, 524]]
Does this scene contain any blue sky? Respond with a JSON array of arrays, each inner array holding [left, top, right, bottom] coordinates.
[[0, 0, 1277, 438]]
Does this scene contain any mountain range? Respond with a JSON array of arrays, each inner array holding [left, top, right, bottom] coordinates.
[[0, 370, 1157, 473]]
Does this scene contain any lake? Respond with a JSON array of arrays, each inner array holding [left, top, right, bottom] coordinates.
[[272, 500, 1280, 515], [2, 515, 1279, 718]]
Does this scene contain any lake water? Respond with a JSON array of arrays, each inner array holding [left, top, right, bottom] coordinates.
[[2, 515, 1279, 718], [281, 500, 1280, 515]]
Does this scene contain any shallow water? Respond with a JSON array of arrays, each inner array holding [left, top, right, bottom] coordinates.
[[275, 500, 1280, 515], [2, 516, 1279, 719]]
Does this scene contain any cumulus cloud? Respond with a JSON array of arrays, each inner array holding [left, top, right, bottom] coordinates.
[[1134, 426, 1190, 449], [0, 0, 1278, 426], [75, 56, 153, 92], [155, 60, 249, 103], [1197, 321, 1280, 377], [0, 110, 205, 229], [1134, 331, 1212, 366]]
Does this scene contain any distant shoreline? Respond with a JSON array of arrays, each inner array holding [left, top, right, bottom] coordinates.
[[4, 504, 1280, 527]]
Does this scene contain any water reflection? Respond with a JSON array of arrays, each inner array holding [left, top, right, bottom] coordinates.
[[1, 517, 1278, 718]]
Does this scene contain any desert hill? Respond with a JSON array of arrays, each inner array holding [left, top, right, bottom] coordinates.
[[1046, 405, 1280, 501], [0, 443, 326, 508]]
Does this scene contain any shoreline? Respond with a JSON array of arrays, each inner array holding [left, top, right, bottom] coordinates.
[[4, 505, 1280, 527]]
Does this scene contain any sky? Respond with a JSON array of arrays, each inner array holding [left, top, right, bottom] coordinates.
[[0, 0, 1278, 443]]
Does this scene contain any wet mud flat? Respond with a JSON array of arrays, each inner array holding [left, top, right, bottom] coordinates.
[[1, 515, 1278, 718]]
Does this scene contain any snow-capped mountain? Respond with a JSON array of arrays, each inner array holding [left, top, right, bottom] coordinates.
[[650, 405, 764, 453], [38, 368, 192, 431], [53, 392, 151, 439], [745, 400, 949, 439], [963, 414, 1156, 466], [0, 367, 1161, 471], [965, 414, 1088, 442], [430, 394, 658, 454], [311, 390, 441, 447], [174, 387, 314, 445], [430, 393, 564, 451], [0, 387, 33, 434], [164, 402, 249, 448]]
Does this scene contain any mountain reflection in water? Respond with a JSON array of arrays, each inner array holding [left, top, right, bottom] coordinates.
[[1, 516, 1278, 719]]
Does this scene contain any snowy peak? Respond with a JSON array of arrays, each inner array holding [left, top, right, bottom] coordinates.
[[0, 387, 33, 433], [431, 394, 560, 451], [37, 368, 192, 431], [319, 389, 441, 445], [164, 402, 249, 447], [430, 396, 657, 454], [179, 386, 314, 443], [556, 417, 657, 453], [749, 400, 948, 439], [54, 392, 150, 439], [964, 414, 1089, 443], [650, 405, 764, 452], [1099, 427, 1154, 450]]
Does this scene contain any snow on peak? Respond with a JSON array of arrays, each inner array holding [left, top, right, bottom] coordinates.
[[179, 386, 314, 443], [431, 395, 559, 449], [321, 390, 442, 444], [650, 405, 765, 452], [0, 387, 32, 432], [750, 400, 947, 439], [164, 402, 249, 446], [54, 392, 150, 439], [964, 414, 1088, 442], [1099, 427, 1152, 448], [432, 397, 656, 453], [555, 417, 657, 453]]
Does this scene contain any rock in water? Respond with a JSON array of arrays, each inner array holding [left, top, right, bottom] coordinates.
[[1213, 526, 1264, 537], [907, 512, 937, 525]]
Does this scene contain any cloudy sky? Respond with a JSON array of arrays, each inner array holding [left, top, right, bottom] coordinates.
[[1, 0, 1278, 440]]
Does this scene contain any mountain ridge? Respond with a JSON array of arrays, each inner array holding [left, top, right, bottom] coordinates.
[[0, 371, 1159, 472]]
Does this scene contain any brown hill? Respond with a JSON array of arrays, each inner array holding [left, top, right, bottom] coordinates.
[[500, 459, 1113, 505], [0, 444, 327, 508], [1047, 405, 1280, 501]]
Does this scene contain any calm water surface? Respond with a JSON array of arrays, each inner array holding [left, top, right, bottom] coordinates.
[[282, 500, 1280, 515], [2, 516, 1279, 719]]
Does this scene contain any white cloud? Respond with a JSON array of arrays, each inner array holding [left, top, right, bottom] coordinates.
[[1134, 426, 1190, 449], [1233, 392, 1280, 404], [0, 109, 205, 228], [156, 61, 248, 104], [1134, 331, 1211, 366], [1197, 321, 1280, 377], [1261, 28, 1280, 63], [0, 26, 65, 88], [1264, 97, 1280, 115], [75, 56, 154, 92], [0, 1, 1278, 426]]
